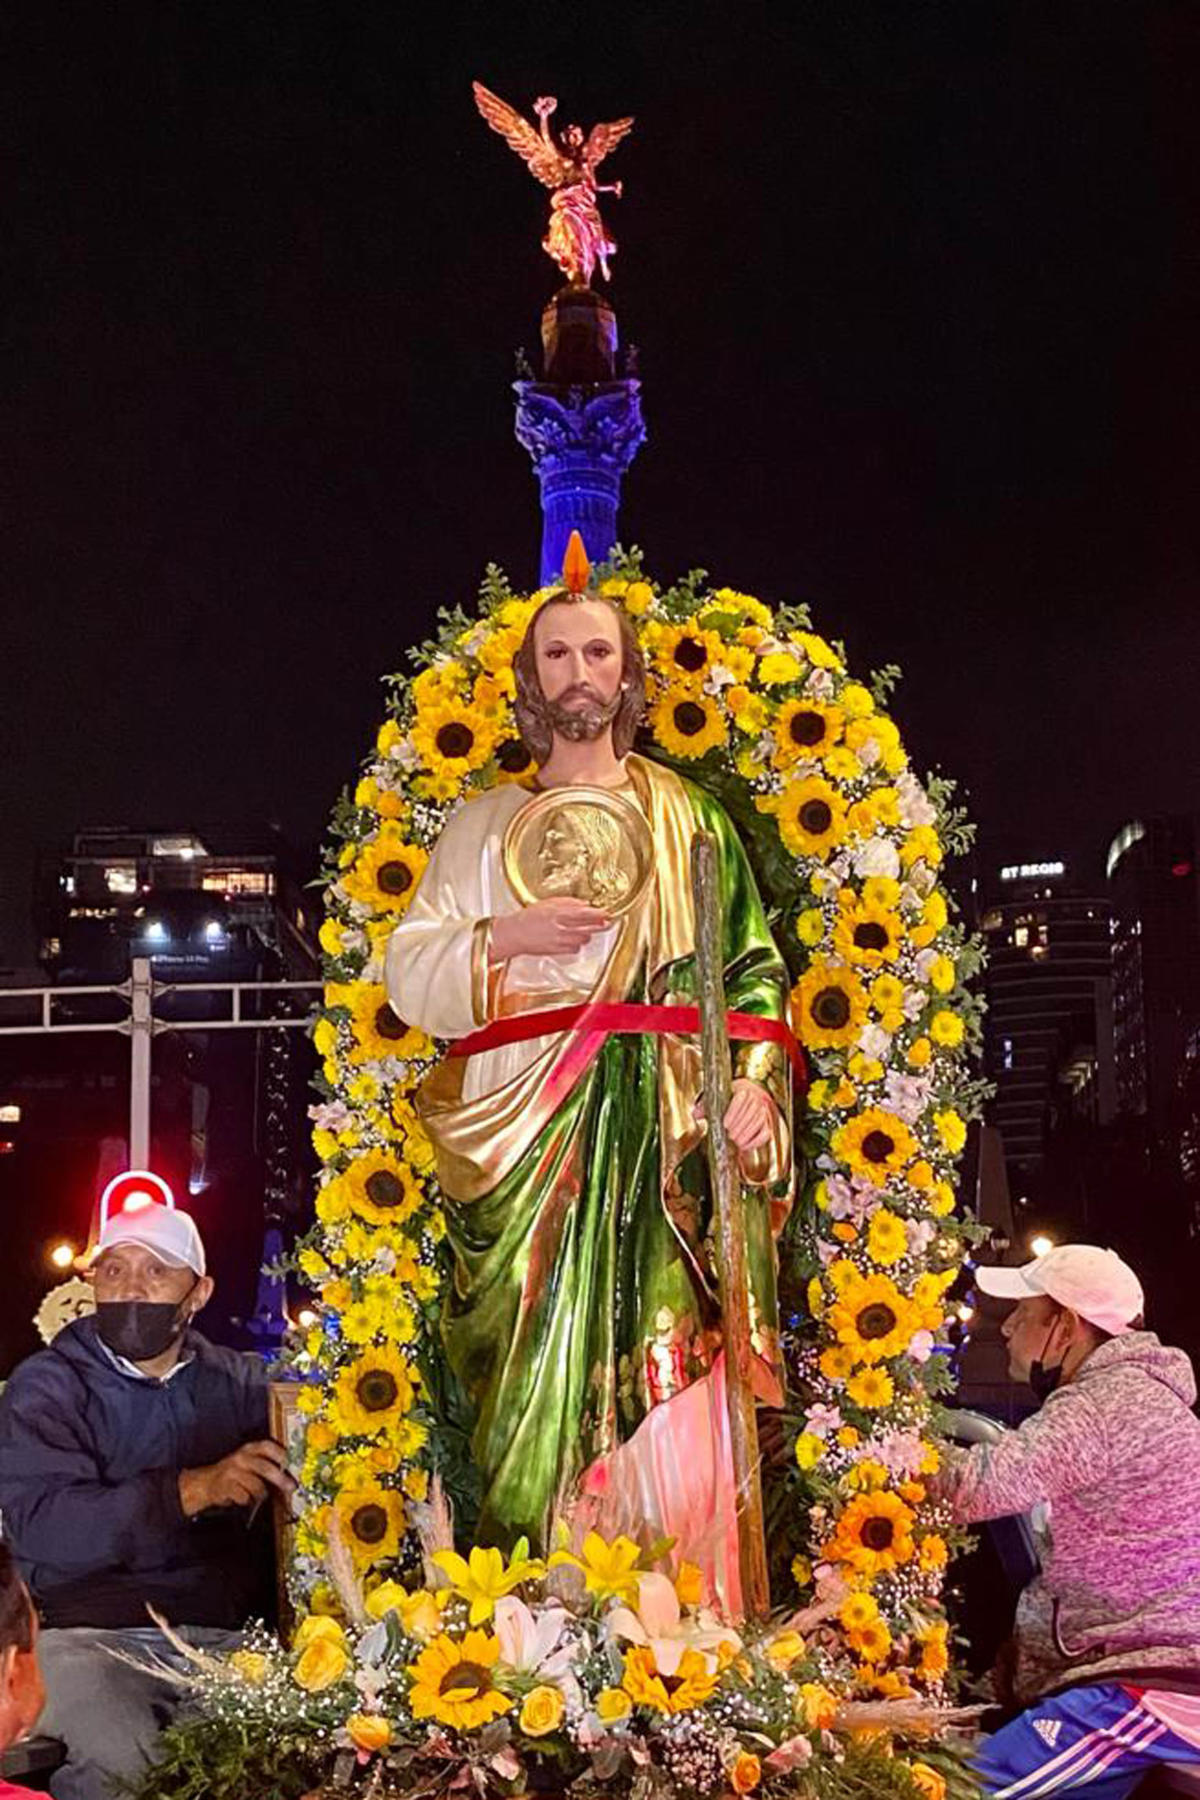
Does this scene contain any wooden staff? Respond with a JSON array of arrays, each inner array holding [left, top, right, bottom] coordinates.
[[690, 829, 770, 1620]]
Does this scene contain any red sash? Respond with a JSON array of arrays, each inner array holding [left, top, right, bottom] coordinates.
[[449, 1001, 807, 1088]]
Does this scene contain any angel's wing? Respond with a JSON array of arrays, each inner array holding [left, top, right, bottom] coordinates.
[[584, 116, 634, 171], [473, 82, 565, 189]]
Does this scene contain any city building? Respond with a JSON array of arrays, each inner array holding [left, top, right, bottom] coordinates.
[[980, 860, 1115, 1181], [1107, 815, 1200, 1135]]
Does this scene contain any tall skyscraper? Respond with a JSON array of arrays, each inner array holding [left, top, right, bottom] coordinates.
[[980, 860, 1114, 1181], [1107, 815, 1200, 1135]]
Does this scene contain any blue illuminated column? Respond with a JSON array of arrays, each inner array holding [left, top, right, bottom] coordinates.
[[514, 286, 646, 585]]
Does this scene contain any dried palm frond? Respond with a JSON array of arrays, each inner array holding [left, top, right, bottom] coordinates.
[[324, 1510, 369, 1627], [410, 1470, 455, 1586]]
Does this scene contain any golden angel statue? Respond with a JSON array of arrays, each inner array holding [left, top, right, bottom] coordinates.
[[473, 81, 634, 287]]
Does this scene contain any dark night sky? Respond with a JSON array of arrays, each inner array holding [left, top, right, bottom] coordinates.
[[2, 1, 1198, 962]]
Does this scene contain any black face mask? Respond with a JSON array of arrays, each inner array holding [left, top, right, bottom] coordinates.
[[95, 1288, 195, 1363], [1028, 1320, 1065, 1405]]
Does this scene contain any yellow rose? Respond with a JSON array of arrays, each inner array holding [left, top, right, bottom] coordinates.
[[674, 1561, 704, 1607], [731, 1751, 762, 1793], [293, 1613, 346, 1650], [909, 1762, 947, 1800], [395, 1588, 446, 1640], [229, 1648, 268, 1684], [519, 1684, 566, 1737], [596, 1686, 633, 1722], [799, 1681, 838, 1730], [293, 1635, 350, 1692], [764, 1630, 805, 1672], [346, 1713, 391, 1753], [364, 1579, 408, 1620]]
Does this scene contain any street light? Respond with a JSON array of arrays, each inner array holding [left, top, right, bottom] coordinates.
[[1030, 1233, 1055, 1259], [48, 1241, 77, 1270]]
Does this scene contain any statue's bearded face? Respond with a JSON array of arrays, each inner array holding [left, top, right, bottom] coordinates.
[[531, 600, 625, 742], [513, 594, 647, 764]]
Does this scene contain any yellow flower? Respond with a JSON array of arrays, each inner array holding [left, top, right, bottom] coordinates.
[[731, 1750, 762, 1793], [294, 1613, 346, 1650], [819, 1344, 856, 1381], [795, 907, 826, 947], [924, 891, 949, 931], [917, 1621, 950, 1682], [334, 1478, 406, 1570], [621, 1644, 718, 1713], [902, 825, 943, 869], [827, 1489, 916, 1578], [394, 1589, 449, 1639], [792, 630, 843, 671], [791, 1554, 812, 1589], [834, 1108, 918, 1186], [229, 1648, 268, 1684], [346, 1713, 391, 1753], [648, 689, 728, 759], [847, 1052, 884, 1084], [929, 1009, 964, 1048], [408, 1629, 512, 1731], [866, 1208, 908, 1266], [907, 1036, 932, 1069], [411, 694, 499, 777], [837, 1424, 860, 1449], [848, 1617, 893, 1663], [930, 1180, 956, 1217], [313, 1016, 339, 1060], [596, 1685, 634, 1721], [846, 1366, 895, 1409], [773, 776, 847, 860], [827, 1270, 919, 1364], [549, 1530, 641, 1604], [845, 712, 901, 763], [432, 1539, 546, 1625], [798, 1682, 838, 1730], [757, 649, 803, 687], [341, 828, 429, 916], [624, 580, 655, 615], [704, 587, 773, 628], [840, 681, 875, 719], [927, 954, 956, 995], [330, 1344, 418, 1436], [726, 685, 769, 735], [824, 745, 863, 782], [772, 698, 844, 768], [907, 1159, 935, 1191], [294, 1634, 350, 1692], [934, 1108, 967, 1154], [519, 1684, 566, 1738], [795, 1432, 825, 1470], [764, 1630, 806, 1672], [839, 1591, 880, 1632], [919, 1534, 949, 1573], [342, 1148, 423, 1227], [909, 1763, 947, 1800], [832, 1222, 858, 1244], [347, 985, 433, 1066], [306, 1419, 337, 1454], [791, 960, 869, 1050], [653, 623, 726, 688], [377, 717, 405, 754], [834, 895, 904, 969]]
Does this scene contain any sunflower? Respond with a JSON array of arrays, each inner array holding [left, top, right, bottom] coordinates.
[[771, 699, 844, 769], [827, 1489, 916, 1578], [334, 1477, 406, 1569], [408, 1629, 512, 1731], [347, 985, 433, 1066], [411, 695, 499, 777], [620, 1645, 720, 1714], [653, 623, 726, 688], [492, 735, 537, 784], [341, 828, 429, 916], [331, 1344, 418, 1436], [834, 1108, 918, 1186], [773, 776, 847, 860], [790, 960, 868, 1050], [649, 690, 728, 759], [343, 1149, 424, 1227], [826, 1270, 919, 1364], [834, 894, 904, 969]]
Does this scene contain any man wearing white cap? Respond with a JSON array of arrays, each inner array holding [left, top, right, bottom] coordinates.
[[0, 1197, 293, 1800], [941, 1243, 1200, 1798]]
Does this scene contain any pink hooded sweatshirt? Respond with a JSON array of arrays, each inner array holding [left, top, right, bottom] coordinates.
[[948, 1331, 1200, 1703]]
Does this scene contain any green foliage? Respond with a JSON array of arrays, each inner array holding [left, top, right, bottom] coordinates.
[[128, 1717, 316, 1800]]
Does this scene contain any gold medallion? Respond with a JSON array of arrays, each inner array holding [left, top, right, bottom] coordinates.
[[502, 785, 653, 916]]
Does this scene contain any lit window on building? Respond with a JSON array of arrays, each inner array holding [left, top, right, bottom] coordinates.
[[1002, 1037, 1014, 1070], [151, 834, 210, 859], [0, 1104, 20, 1124], [201, 869, 273, 896], [1013, 923, 1029, 948], [104, 864, 138, 895]]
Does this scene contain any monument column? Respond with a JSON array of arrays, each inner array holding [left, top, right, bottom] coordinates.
[[514, 284, 646, 585]]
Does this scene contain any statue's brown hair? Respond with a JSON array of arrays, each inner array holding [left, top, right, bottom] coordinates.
[[512, 593, 647, 764]]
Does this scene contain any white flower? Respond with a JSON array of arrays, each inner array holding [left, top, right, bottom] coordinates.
[[896, 772, 937, 828], [857, 1023, 892, 1061], [883, 1070, 930, 1124], [308, 1100, 354, 1132], [804, 1402, 843, 1438], [908, 1329, 936, 1363], [805, 668, 837, 701], [606, 1572, 740, 1676], [494, 1595, 570, 1676], [853, 836, 901, 880], [906, 1218, 937, 1259]]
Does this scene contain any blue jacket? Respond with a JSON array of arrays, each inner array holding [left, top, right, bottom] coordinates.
[[0, 1317, 271, 1629]]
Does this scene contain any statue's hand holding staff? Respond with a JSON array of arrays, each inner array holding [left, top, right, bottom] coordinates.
[[489, 898, 612, 962], [694, 1078, 777, 1153]]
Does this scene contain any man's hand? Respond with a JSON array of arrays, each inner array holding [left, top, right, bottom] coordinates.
[[695, 1078, 778, 1153], [178, 1440, 295, 1518], [489, 899, 611, 963]]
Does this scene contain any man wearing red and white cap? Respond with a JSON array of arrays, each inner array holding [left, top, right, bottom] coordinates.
[[0, 1191, 293, 1800], [941, 1244, 1200, 1798]]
